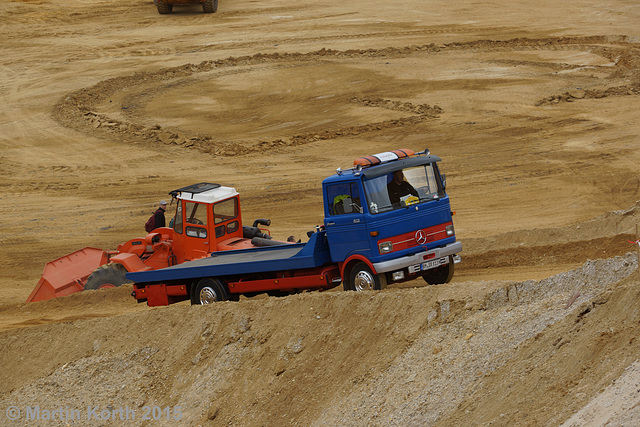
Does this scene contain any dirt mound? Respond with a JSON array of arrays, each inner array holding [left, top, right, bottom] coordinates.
[[463, 202, 640, 254], [440, 261, 640, 426], [1, 254, 637, 425], [0, 286, 146, 333]]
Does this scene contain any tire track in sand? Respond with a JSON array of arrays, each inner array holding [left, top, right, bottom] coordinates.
[[53, 35, 640, 156]]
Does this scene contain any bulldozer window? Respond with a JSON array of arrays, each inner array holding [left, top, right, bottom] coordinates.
[[174, 203, 183, 234], [227, 220, 239, 233], [214, 198, 238, 224], [186, 202, 208, 225], [186, 226, 207, 238]]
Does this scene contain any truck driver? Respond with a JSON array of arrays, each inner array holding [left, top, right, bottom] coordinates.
[[387, 170, 418, 205]]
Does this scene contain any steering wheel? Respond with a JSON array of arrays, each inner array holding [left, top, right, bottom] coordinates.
[[417, 186, 430, 197]]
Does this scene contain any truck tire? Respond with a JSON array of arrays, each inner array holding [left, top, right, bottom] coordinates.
[[346, 262, 387, 291], [202, 0, 218, 13], [155, 0, 173, 14], [422, 257, 454, 285], [192, 278, 229, 304], [85, 263, 130, 291]]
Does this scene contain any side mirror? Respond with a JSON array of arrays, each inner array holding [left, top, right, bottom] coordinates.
[[441, 173, 447, 189], [350, 202, 363, 214]]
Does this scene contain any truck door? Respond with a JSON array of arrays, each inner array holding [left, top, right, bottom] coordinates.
[[324, 181, 370, 262]]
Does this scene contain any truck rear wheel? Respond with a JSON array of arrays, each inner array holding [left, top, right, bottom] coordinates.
[[192, 278, 229, 304], [202, 0, 218, 13], [85, 263, 130, 290], [155, 0, 173, 14], [422, 257, 454, 285], [346, 262, 387, 291]]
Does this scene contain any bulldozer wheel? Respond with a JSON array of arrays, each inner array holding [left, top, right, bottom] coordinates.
[[156, 1, 173, 14], [191, 278, 229, 305], [85, 263, 130, 291], [202, 0, 218, 13], [422, 257, 454, 285]]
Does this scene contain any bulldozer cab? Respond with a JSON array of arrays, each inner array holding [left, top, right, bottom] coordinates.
[[170, 183, 244, 261]]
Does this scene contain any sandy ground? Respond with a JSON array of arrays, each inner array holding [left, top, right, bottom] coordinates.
[[1, 0, 640, 424]]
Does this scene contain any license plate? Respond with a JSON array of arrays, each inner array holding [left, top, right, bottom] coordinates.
[[408, 256, 448, 274]]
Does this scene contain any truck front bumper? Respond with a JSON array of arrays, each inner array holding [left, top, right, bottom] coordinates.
[[372, 241, 462, 274]]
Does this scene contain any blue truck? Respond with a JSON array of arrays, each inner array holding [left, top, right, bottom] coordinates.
[[128, 148, 462, 306]]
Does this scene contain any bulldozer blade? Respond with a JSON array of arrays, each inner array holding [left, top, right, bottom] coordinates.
[[26, 247, 109, 302]]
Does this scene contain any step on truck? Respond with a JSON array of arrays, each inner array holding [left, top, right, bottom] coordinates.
[[154, 0, 217, 14], [128, 148, 462, 306]]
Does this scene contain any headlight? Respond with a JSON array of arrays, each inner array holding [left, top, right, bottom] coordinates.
[[379, 241, 393, 254], [392, 271, 405, 281], [446, 224, 455, 236]]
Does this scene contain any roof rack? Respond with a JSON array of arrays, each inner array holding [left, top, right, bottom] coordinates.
[[169, 182, 221, 198], [336, 148, 430, 176]]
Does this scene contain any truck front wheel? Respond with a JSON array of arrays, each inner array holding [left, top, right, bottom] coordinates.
[[346, 262, 387, 291], [192, 278, 229, 304], [422, 257, 454, 285]]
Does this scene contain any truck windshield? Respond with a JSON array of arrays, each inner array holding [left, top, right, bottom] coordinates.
[[364, 163, 444, 214]]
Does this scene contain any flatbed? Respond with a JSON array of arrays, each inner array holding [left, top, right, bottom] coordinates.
[[127, 230, 331, 284]]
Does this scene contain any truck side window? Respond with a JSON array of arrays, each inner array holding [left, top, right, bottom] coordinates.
[[326, 182, 361, 216]]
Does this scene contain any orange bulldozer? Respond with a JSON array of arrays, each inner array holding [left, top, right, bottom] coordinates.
[[27, 183, 278, 302]]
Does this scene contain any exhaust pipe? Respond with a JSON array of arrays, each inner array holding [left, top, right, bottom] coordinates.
[[251, 237, 286, 247], [243, 226, 272, 240], [252, 218, 271, 227]]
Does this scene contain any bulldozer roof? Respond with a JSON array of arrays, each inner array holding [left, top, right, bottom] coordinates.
[[169, 182, 239, 205]]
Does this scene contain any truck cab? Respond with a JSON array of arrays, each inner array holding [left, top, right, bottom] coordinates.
[[322, 149, 462, 290]]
